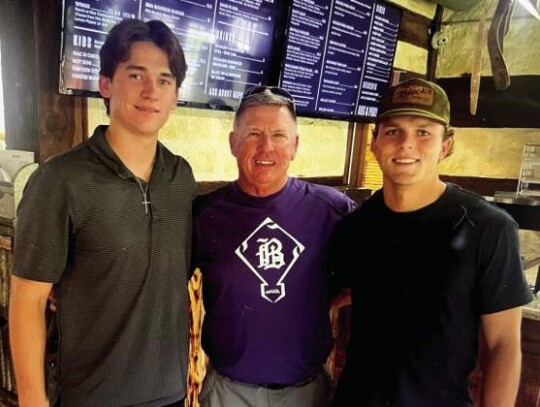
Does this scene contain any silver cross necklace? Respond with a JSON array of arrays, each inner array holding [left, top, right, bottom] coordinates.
[[134, 156, 155, 214], [135, 177, 151, 214]]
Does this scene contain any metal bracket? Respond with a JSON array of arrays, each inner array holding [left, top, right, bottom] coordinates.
[[431, 28, 448, 49]]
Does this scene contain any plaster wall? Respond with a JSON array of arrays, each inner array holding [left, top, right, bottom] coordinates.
[[437, 2, 540, 78], [388, 0, 436, 19], [439, 128, 540, 178], [394, 42, 428, 74], [433, 1, 540, 183], [87, 100, 350, 182]]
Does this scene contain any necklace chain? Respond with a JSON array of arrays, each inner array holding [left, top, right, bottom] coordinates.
[[133, 155, 156, 214], [135, 177, 151, 214], [134, 155, 155, 215]]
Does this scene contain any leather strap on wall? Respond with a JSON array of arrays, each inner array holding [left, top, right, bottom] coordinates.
[[487, 0, 516, 91], [470, 0, 487, 115]]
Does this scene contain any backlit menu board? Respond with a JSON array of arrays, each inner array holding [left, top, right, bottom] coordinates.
[[278, 0, 401, 121], [60, 0, 277, 109]]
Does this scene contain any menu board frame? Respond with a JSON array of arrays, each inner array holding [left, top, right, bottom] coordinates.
[[277, 0, 402, 122], [59, 0, 402, 121], [59, 0, 280, 112]]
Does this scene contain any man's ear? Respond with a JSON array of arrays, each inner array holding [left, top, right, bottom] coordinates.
[[370, 137, 378, 155], [290, 133, 299, 161], [171, 89, 179, 111], [439, 137, 453, 160], [229, 131, 237, 156], [99, 75, 112, 98]]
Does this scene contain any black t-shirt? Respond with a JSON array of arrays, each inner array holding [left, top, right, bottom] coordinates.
[[330, 183, 533, 407]]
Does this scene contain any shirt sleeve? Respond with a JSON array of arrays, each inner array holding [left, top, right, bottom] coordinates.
[[477, 215, 533, 314], [13, 160, 71, 283]]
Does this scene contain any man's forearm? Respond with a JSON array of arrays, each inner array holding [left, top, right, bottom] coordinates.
[[9, 277, 51, 407], [480, 344, 521, 407]]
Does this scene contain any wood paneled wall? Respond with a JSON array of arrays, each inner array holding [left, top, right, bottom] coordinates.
[[0, 0, 87, 162]]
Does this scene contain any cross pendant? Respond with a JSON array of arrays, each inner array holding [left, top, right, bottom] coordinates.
[[142, 197, 151, 214]]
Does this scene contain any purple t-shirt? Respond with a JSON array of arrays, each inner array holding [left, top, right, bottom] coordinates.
[[194, 177, 356, 385]]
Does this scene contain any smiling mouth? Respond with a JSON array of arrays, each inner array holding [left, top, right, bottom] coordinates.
[[136, 106, 159, 113], [255, 159, 275, 166], [393, 158, 419, 164]]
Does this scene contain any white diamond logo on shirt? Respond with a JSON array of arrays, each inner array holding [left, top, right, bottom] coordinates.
[[235, 217, 305, 303]]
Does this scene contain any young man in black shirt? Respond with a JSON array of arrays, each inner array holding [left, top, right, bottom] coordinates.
[[330, 78, 533, 407]]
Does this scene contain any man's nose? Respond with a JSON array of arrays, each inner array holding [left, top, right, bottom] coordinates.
[[398, 131, 415, 149], [142, 78, 159, 99], [259, 133, 274, 151]]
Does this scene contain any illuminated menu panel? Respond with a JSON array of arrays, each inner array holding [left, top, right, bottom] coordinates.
[[356, 2, 400, 118], [60, 0, 277, 108], [278, 0, 401, 121]]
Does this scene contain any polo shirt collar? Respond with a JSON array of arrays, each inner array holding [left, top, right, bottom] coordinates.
[[88, 125, 166, 180]]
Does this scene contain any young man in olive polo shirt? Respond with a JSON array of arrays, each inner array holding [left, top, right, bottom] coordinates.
[[9, 19, 197, 407]]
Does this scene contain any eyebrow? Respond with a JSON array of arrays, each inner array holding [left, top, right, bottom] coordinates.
[[246, 127, 290, 135], [125, 64, 175, 79]]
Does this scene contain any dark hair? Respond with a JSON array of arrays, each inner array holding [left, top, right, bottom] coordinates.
[[234, 87, 297, 126], [99, 19, 187, 112], [372, 123, 455, 159]]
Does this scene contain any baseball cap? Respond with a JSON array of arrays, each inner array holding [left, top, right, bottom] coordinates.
[[377, 78, 450, 126]]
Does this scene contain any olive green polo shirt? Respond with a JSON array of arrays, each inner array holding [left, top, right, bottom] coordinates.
[[13, 125, 197, 406]]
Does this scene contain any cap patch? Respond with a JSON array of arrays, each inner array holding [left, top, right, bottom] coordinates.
[[392, 85, 435, 107]]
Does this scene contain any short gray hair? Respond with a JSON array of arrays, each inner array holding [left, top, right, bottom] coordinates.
[[234, 88, 297, 126]]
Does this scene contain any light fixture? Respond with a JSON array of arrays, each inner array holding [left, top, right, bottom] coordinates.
[[517, 0, 540, 21]]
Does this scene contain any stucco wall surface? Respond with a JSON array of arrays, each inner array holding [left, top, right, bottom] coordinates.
[[394, 42, 428, 74], [439, 128, 540, 178], [87, 99, 349, 182], [437, 2, 540, 77], [388, 0, 436, 19]]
